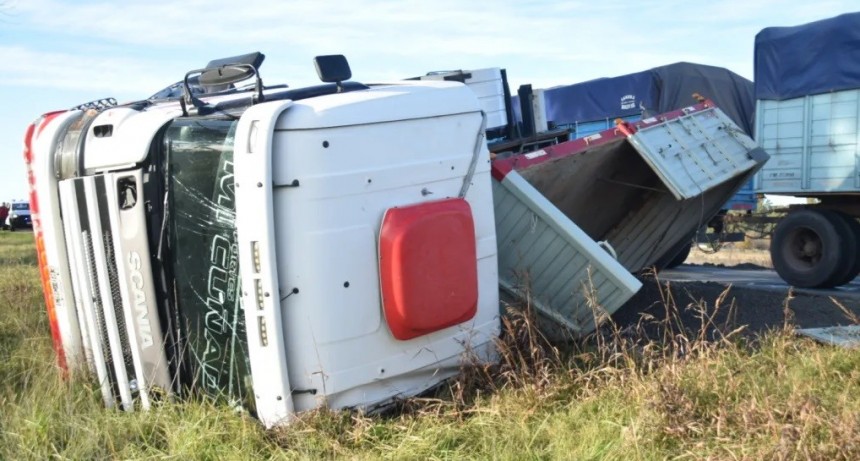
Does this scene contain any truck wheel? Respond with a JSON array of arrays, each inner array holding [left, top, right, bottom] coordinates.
[[820, 210, 858, 287], [770, 209, 845, 288], [652, 230, 696, 271], [833, 212, 860, 284], [665, 243, 692, 269]]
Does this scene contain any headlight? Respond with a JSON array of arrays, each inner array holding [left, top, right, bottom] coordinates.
[[9, 214, 16, 219]]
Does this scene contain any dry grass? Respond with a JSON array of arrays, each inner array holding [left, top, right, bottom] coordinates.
[[685, 240, 773, 268], [2, 231, 860, 460]]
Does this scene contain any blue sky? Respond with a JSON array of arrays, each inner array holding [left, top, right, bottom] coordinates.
[[1, 0, 857, 202]]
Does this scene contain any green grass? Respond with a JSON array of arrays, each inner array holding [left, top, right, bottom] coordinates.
[[2, 231, 860, 460]]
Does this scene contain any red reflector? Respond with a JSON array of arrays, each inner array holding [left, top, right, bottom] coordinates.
[[379, 198, 478, 340]]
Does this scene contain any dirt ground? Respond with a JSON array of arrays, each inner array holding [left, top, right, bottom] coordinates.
[[611, 244, 860, 338]]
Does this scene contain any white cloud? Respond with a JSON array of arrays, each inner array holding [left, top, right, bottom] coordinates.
[[2, 2, 850, 104], [0, 0, 858, 202], [1, 0, 857, 96], [0, 46, 169, 95]]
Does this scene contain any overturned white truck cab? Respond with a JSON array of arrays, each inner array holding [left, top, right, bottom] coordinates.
[[25, 54, 502, 426], [25, 54, 767, 425]]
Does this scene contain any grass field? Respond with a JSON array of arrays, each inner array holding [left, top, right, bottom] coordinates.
[[2, 231, 860, 460]]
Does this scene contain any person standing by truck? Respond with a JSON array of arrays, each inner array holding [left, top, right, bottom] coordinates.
[[0, 203, 8, 231]]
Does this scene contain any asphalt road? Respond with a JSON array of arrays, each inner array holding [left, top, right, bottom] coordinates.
[[610, 264, 860, 338], [660, 264, 860, 301]]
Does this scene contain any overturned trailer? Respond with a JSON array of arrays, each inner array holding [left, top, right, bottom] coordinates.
[[491, 101, 768, 334], [413, 69, 766, 334]]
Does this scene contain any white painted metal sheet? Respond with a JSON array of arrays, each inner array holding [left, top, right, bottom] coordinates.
[[415, 68, 508, 130], [756, 89, 860, 194], [493, 171, 642, 336], [83, 106, 181, 173], [629, 107, 761, 200], [266, 85, 500, 419], [235, 100, 297, 427]]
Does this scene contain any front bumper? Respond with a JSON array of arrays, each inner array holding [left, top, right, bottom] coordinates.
[[10, 216, 32, 227]]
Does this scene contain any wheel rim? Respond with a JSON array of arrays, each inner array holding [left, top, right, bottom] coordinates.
[[783, 227, 823, 269]]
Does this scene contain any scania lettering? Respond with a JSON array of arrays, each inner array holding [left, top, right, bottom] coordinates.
[[127, 251, 154, 349]]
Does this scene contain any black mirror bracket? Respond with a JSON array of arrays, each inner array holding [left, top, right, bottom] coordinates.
[[181, 63, 264, 116]]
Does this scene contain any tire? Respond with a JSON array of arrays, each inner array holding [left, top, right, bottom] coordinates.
[[770, 209, 845, 288], [652, 230, 696, 272], [665, 242, 692, 269], [820, 210, 858, 287], [834, 212, 860, 285]]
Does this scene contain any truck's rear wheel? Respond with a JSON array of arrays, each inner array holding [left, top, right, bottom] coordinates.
[[833, 212, 860, 285], [665, 242, 692, 269], [770, 209, 846, 288], [653, 231, 696, 271], [821, 210, 858, 287]]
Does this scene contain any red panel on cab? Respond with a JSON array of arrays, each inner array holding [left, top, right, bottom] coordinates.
[[379, 198, 478, 340]]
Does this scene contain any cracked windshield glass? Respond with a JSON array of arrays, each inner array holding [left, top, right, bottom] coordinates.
[[164, 118, 252, 406]]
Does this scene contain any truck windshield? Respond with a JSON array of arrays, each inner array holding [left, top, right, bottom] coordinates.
[[162, 118, 252, 406], [11, 203, 28, 211]]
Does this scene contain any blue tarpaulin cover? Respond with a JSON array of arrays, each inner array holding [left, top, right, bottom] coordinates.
[[517, 62, 755, 136], [511, 62, 757, 210], [540, 70, 656, 128], [755, 12, 860, 101]]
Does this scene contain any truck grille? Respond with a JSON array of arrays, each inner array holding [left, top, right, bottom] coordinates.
[[101, 228, 136, 375], [81, 229, 123, 402], [58, 173, 169, 410]]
